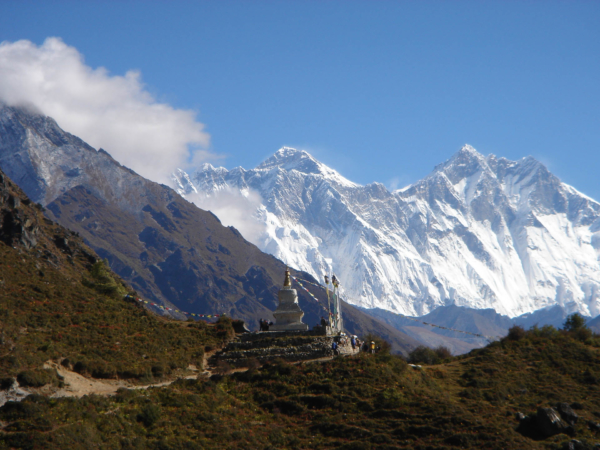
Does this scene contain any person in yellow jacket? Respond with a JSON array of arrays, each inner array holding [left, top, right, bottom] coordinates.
[[370, 341, 376, 354]]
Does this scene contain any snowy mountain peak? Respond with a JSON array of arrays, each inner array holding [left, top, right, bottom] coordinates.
[[460, 143, 478, 153], [257, 147, 358, 187], [257, 147, 316, 171], [427, 144, 492, 188], [429, 146, 555, 196], [448, 144, 486, 164]]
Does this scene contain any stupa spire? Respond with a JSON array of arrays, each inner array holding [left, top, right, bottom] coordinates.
[[283, 267, 292, 287]]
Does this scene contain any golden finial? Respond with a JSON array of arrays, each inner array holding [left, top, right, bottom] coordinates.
[[284, 267, 292, 287]]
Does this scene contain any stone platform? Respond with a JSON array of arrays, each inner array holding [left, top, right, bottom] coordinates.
[[209, 331, 357, 369]]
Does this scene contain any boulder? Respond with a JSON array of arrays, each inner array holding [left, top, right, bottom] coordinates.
[[560, 440, 586, 450], [588, 421, 600, 432], [557, 403, 579, 425], [517, 407, 572, 440], [0, 379, 30, 407], [535, 407, 572, 439]]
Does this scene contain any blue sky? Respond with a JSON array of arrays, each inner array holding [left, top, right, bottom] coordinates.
[[1, 1, 599, 198]]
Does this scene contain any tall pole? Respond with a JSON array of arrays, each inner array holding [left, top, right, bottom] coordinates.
[[324, 275, 331, 327], [332, 275, 340, 332]]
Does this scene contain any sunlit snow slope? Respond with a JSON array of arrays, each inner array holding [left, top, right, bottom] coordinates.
[[173, 146, 600, 318]]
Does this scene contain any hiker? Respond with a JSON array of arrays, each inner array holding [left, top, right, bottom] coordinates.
[[321, 316, 328, 328], [351, 335, 356, 351], [259, 319, 264, 331], [370, 341, 376, 354], [361, 341, 369, 352], [332, 340, 339, 356]]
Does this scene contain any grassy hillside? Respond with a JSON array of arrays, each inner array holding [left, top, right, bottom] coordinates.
[[0, 169, 233, 384], [2, 327, 600, 449]]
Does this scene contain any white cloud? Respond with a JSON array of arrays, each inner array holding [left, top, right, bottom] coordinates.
[[0, 37, 212, 183], [186, 188, 267, 245], [387, 174, 412, 192]]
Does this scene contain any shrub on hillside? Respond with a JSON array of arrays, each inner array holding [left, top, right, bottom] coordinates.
[[530, 324, 559, 339], [115, 388, 138, 403], [88, 361, 118, 379], [214, 316, 236, 340], [0, 394, 49, 421], [407, 345, 451, 365], [190, 320, 207, 330], [0, 378, 14, 390], [564, 313, 587, 332], [137, 403, 161, 427], [215, 360, 232, 375], [573, 327, 593, 342], [564, 313, 593, 342], [82, 259, 127, 298], [376, 387, 405, 409], [268, 399, 305, 416], [434, 346, 452, 360], [16, 369, 59, 387], [506, 325, 527, 341], [408, 346, 439, 365], [73, 361, 88, 375], [151, 364, 169, 378]]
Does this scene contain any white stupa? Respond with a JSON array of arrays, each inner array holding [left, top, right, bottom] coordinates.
[[270, 269, 309, 331]]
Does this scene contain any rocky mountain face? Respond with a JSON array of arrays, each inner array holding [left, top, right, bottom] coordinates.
[[0, 165, 276, 395], [0, 103, 294, 325], [0, 165, 97, 271], [173, 146, 600, 319], [0, 103, 418, 353]]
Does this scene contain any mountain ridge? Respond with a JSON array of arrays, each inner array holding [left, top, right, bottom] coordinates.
[[173, 145, 600, 319]]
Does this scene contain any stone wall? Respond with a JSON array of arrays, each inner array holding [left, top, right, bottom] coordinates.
[[209, 332, 346, 369], [238, 328, 326, 342]]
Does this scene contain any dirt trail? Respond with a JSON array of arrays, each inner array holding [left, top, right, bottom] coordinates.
[[45, 361, 128, 398], [42, 342, 360, 399], [43, 361, 205, 399], [42, 346, 223, 399], [41, 349, 230, 399]]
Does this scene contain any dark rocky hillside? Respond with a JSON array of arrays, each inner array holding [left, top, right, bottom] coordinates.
[[0, 166, 232, 381], [0, 103, 416, 351]]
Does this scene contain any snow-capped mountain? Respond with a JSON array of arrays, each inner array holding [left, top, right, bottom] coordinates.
[[172, 145, 600, 318]]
